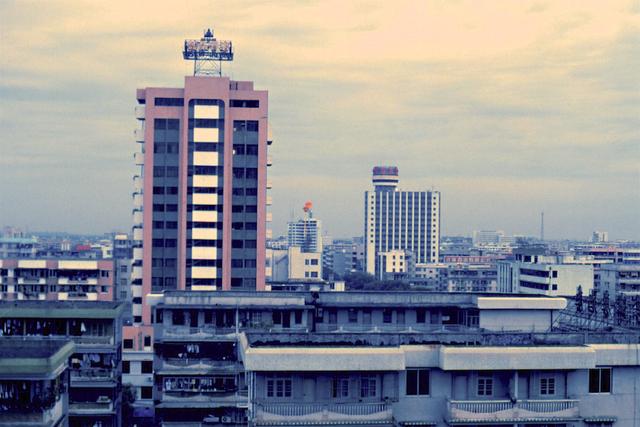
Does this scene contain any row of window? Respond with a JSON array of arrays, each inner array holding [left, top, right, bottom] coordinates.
[[233, 168, 258, 179], [231, 259, 258, 268], [265, 368, 612, 399], [232, 240, 257, 249], [233, 188, 258, 196], [232, 222, 258, 230], [233, 144, 259, 155]]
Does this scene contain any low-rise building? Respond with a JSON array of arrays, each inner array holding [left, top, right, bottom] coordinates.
[[0, 300, 125, 427], [0, 338, 74, 427], [600, 264, 640, 296], [0, 258, 114, 301], [498, 249, 594, 296], [143, 290, 640, 426]]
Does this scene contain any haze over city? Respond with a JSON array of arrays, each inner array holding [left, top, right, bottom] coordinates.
[[1, 0, 638, 240]]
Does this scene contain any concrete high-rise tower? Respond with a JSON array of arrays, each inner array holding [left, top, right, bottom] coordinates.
[[364, 166, 440, 278], [130, 28, 272, 326]]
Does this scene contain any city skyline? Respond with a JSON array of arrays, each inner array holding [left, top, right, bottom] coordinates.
[[1, 1, 639, 240]]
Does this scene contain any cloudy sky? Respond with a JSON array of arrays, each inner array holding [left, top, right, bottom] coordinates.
[[1, 0, 638, 240]]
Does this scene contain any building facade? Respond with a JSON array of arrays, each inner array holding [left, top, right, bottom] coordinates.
[[0, 301, 125, 427], [364, 166, 440, 279], [144, 290, 640, 427], [0, 258, 114, 301], [287, 218, 322, 253]]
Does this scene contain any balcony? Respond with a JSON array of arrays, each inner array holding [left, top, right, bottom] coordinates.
[[447, 399, 580, 424], [254, 402, 392, 425], [135, 105, 145, 120], [158, 358, 241, 374], [134, 128, 145, 143], [134, 151, 144, 165], [133, 174, 143, 191], [70, 368, 116, 384], [158, 326, 237, 341], [266, 196, 273, 206], [159, 390, 248, 407], [267, 156, 273, 167], [17, 277, 46, 285], [58, 277, 98, 285], [266, 179, 273, 189], [0, 396, 65, 426], [132, 208, 143, 225], [69, 398, 114, 415]]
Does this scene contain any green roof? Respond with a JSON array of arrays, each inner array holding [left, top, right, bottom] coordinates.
[[0, 339, 74, 377], [0, 301, 125, 319]]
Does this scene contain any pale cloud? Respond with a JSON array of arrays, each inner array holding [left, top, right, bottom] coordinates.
[[0, 0, 638, 240]]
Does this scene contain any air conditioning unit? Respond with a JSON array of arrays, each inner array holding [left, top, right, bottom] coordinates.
[[221, 416, 233, 423]]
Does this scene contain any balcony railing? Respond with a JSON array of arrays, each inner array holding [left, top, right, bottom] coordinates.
[[69, 400, 114, 414], [254, 402, 392, 424], [70, 368, 116, 382], [447, 399, 580, 423], [315, 323, 473, 333], [0, 396, 64, 425]]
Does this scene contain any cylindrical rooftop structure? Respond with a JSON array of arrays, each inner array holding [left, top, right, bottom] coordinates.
[[372, 166, 399, 192]]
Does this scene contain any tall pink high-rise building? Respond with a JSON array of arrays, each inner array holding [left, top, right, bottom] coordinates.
[[130, 29, 271, 326]]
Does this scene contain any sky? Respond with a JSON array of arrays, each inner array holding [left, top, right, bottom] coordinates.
[[0, 0, 638, 240]]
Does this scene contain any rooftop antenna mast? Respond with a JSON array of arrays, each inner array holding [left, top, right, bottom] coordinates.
[[183, 28, 234, 77], [540, 211, 545, 241]]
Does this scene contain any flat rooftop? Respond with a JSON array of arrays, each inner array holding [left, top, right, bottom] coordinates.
[[245, 330, 640, 348], [0, 300, 124, 318], [0, 338, 74, 377]]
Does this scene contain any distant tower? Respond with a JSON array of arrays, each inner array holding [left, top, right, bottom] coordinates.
[[365, 166, 440, 277], [540, 211, 545, 241], [183, 28, 233, 76]]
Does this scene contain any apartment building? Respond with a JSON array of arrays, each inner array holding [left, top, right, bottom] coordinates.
[[364, 166, 440, 279], [600, 264, 640, 296], [0, 338, 74, 427], [0, 258, 114, 301], [498, 249, 594, 296], [141, 290, 640, 426], [0, 301, 125, 427]]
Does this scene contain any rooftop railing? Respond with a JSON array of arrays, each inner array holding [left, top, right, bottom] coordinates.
[[447, 399, 579, 422], [254, 402, 392, 424]]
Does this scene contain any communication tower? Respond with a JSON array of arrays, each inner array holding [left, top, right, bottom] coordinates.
[[183, 28, 234, 77]]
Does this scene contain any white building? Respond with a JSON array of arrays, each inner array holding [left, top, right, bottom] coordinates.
[[365, 166, 440, 278], [267, 247, 322, 282], [472, 230, 505, 246], [498, 251, 594, 296], [600, 264, 640, 296], [288, 218, 322, 253], [592, 230, 609, 243]]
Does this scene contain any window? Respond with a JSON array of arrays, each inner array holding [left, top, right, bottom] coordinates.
[[144, 336, 151, 347], [231, 99, 259, 108], [140, 386, 153, 399], [123, 339, 133, 349], [406, 369, 430, 396], [383, 309, 393, 323], [540, 377, 555, 395], [155, 97, 184, 106], [332, 376, 350, 398], [360, 375, 377, 398], [477, 376, 493, 396], [141, 361, 153, 374], [416, 308, 426, 323], [348, 309, 358, 323], [232, 240, 244, 248], [266, 377, 292, 398], [122, 361, 130, 374], [589, 368, 612, 393]]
